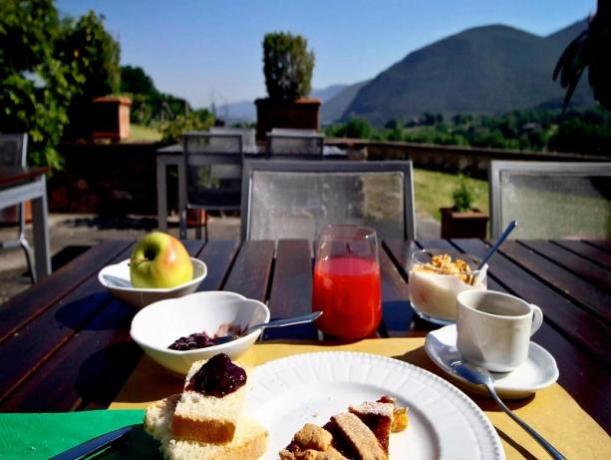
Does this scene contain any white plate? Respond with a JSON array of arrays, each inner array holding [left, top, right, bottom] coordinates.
[[98, 258, 207, 309], [248, 352, 504, 460], [425, 325, 559, 399]]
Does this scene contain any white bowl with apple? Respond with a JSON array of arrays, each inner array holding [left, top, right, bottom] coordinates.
[[130, 291, 270, 374], [98, 232, 207, 308]]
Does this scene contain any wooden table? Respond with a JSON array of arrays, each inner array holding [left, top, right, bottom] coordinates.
[[0, 166, 51, 280], [0, 238, 608, 434]]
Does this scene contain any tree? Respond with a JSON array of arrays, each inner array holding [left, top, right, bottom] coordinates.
[[59, 11, 121, 139], [554, 0, 611, 110], [121, 65, 157, 96], [263, 32, 315, 101], [0, 0, 78, 168]]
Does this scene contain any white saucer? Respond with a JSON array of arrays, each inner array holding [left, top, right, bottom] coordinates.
[[425, 324, 559, 399]]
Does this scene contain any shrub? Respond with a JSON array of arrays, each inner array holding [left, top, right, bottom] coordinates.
[[160, 111, 215, 144], [452, 175, 476, 212], [263, 32, 315, 101]]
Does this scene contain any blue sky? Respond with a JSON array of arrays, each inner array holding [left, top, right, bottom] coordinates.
[[56, 0, 595, 108]]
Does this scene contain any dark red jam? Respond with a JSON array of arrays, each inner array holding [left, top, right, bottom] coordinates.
[[185, 353, 247, 397], [169, 332, 216, 350]]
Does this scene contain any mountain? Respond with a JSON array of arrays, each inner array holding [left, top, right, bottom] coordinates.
[[321, 80, 369, 124], [219, 84, 349, 123], [341, 20, 594, 125]]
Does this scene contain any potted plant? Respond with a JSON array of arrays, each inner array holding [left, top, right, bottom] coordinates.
[[255, 32, 319, 140], [440, 175, 489, 238]]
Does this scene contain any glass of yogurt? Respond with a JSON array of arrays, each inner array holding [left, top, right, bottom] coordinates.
[[408, 250, 487, 324]]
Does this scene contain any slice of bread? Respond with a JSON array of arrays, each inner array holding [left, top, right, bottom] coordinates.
[[171, 357, 250, 443], [145, 394, 267, 460]]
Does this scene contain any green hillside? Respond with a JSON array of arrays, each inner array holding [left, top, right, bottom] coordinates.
[[340, 20, 594, 126]]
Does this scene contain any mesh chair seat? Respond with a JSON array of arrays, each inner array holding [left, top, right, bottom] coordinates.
[[489, 161, 611, 239], [241, 160, 415, 241]]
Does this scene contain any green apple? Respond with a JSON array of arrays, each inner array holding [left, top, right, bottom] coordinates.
[[130, 232, 193, 288]]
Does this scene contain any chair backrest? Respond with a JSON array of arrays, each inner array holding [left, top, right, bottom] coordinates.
[[241, 159, 416, 241], [267, 130, 324, 158], [183, 132, 243, 210], [0, 133, 28, 167], [489, 161, 611, 239], [210, 127, 257, 153]]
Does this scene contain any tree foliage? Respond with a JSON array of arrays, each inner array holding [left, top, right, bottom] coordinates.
[[159, 110, 215, 144], [554, 0, 611, 110], [325, 109, 611, 156], [59, 10, 121, 139], [121, 65, 157, 95], [0, 0, 78, 168], [0, 2, 120, 168], [263, 32, 315, 101]]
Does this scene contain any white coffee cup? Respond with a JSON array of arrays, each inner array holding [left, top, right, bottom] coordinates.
[[456, 290, 543, 372]]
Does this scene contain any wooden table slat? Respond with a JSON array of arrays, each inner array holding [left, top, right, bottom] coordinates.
[[552, 239, 611, 271], [584, 239, 611, 253], [521, 239, 611, 292], [378, 247, 412, 336], [0, 243, 135, 402], [266, 240, 317, 340], [195, 240, 240, 291], [382, 240, 418, 279], [222, 240, 275, 301], [502, 240, 610, 323], [1, 297, 141, 411], [0, 240, 133, 343], [450, 239, 611, 363]]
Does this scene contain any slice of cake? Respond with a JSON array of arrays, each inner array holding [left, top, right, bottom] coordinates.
[[279, 423, 348, 460], [145, 394, 267, 460], [171, 353, 250, 443], [280, 397, 408, 460]]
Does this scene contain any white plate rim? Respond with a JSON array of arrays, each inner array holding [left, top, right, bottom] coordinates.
[[98, 258, 207, 293], [248, 351, 505, 460], [425, 324, 559, 394]]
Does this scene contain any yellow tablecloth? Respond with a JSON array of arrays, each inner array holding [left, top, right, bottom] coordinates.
[[111, 338, 611, 459]]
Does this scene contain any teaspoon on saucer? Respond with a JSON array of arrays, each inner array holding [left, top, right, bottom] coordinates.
[[451, 360, 566, 460]]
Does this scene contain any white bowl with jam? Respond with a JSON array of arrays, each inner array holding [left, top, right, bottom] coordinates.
[[408, 250, 487, 325], [130, 291, 270, 374]]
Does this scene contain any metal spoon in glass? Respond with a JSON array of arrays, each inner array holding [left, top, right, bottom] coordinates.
[[215, 311, 322, 344], [451, 360, 566, 460], [477, 220, 518, 270]]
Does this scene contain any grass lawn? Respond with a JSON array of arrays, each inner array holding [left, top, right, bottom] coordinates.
[[413, 168, 488, 221], [127, 124, 162, 142]]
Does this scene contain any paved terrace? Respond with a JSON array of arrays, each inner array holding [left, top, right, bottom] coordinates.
[[0, 212, 439, 304]]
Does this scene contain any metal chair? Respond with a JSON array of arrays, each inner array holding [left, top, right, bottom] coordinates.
[[181, 132, 244, 240], [241, 159, 416, 241], [489, 160, 611, 239], [210, 127, 257, 154], [267, 129, 324, 158], [0, 133, 36, 282]]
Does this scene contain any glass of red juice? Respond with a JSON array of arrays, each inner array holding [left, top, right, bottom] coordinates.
[[312, 225, 381, 340]]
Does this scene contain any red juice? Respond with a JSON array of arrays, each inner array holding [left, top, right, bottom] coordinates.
[[312, 255, 381, 340]]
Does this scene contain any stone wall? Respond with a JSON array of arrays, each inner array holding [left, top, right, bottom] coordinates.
[[326, 138, 611, 179], [49, 142, 173, 215]]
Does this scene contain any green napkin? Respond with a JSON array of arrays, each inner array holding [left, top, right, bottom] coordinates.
[[0, 410, 162, 459]]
